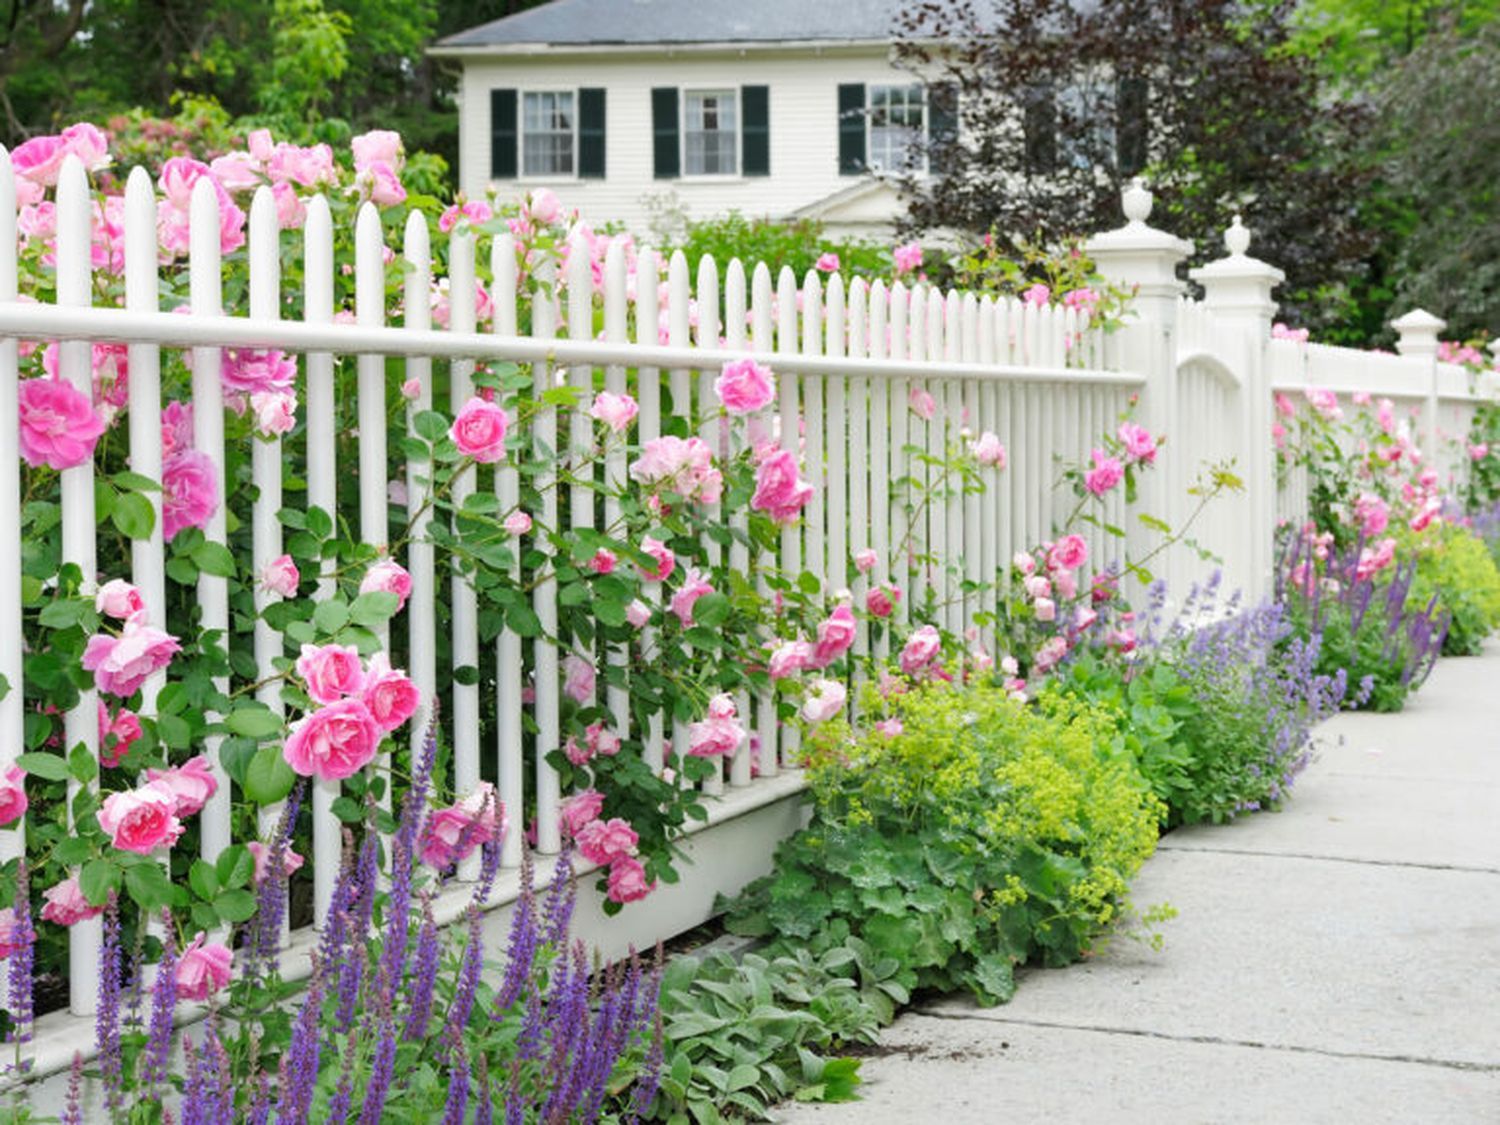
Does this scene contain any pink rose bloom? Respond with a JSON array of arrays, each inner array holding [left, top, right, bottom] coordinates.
[[161, 449, 220, 541], [1091, 573, 1118, 605], [40, 876, 104, 927], [17, 378, 107, 470], [352, 130, 403, 171], [590, 391, 639, 433], [361, 652, 421, 733], [1073, 607, 1099, 631], [10, 133, 70, 185], [669, 569, 715, 627], [1013, 552, 1037, 576], [1034, 597, 1057, 622], [283, 698, 382, 781], [801, 679, 848, 723], [246, 841, 305, 885], [866, 585, 900, 619], [606, 854, 654, 904], [899, 625, 942, 676], [625, 599, 651, 629], [1351, 391, 1372, 406], [812, 604, 856, 666], [0, 907, 31, 960], [82, 620, 181, 697], [209, 151, 261, 192], [526, 188, 562, 225], [630, 437, 723, 504], [450, 397, 511, 463], [854, 549, 879, 574], [970, 431, 1007, 468], [1117, 422, 1158, 464], [1053, 570, 1078, 600], [1469, 442, 1490, 461], [1048, 534, 1088, 573], [221, 348, 296, 396], [588, 723, 621, 757], [95, 579, 145, 620], [564, 735, 594, 766], [1033, 635, 1069, 673], [893, 241, 923, 274], [250, 391, 297, 436], [751, 450, 814, 525], [768, 639, 813, 680], [1304, 388, 1342, 421], [1107, 628, 1138, 654], [688, 695, 745, 757], [247, 128, 274, 162], [1083, 449, 1124, 496], [1062, 287, 1100, 314], [814, 252, 840, 273], [420, 782, 506, 869], [161, 400, 193, 457], [1022, 283, 1051, 307], [577, 817, 639, 866], [1024, 575, 1052, 600], [401, 378, 422, 401], [175, 934, 233, 1001], [359, 160, 407, 207], [97, 784, 183, 853], [159, 157, 212, 209], [145, 756, 218, 818], [588, 549, 617, 576], [0, 765, 27, 827], [504, 511, 533, 536], [874, 717, 904, 737], [98, 704, 142, 769], [296, 643, 365, 704], [1377, 398, 1396, 434], [1354, 494, 1389, 537], [563, 655, 595, 703], [272, 182, 306, 230], [360, 559, 413, 612], [261, 554, 300, 598], [559, 789, 606, 838], [715, 359, 777, 414], [909, 386, 936, 421], [267, 142, 336, 188], [1355, 538, 1397, 581], [438, 200, 494, 233], [637, 536, 676, 582], [1409, 496, 1442, 533]]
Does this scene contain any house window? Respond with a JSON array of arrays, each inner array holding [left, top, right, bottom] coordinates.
[[684, 90, 738, 176], [868, 84, 925, 172], [522, 91, 576, 177]]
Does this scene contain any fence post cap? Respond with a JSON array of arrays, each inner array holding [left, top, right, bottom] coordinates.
[[1391, 308, 1446, 333]]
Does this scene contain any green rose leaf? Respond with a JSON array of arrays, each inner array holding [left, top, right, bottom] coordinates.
[[214, 888, 259, 923], [306, 506, 335, 540], [111, 491, 156, 540], [80, 859, 122, 907], [189, 859, 219, 902], [226, 705, 284, 739], [191, 540, 237, 579], [14, 751, 70, 782], [216, 844, 256, 889], [67, 741, 98, 784], [413, 410, 449, 442], [349, 590, 400, 627], [244, 745, 298, 806], [313, 598, 350, 635]]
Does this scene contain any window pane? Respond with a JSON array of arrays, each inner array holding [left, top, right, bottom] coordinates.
[[684, 90, 738, 175], [867, 84, 925, 171], [522, 91, 576, 176]]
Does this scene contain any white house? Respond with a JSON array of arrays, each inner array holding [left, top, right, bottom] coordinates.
[[428, 0, 954, 240]]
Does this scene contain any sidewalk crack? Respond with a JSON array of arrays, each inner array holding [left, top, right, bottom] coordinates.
[[1153, 844, 1500, 876]]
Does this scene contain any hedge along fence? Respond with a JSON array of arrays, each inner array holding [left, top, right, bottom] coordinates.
[[0, 143, 1161, 1056]]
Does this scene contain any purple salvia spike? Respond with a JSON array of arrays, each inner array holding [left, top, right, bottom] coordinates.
[[140, 912, 179, 1092], [495, 847, 540, 1014], [403, 896, 441, 1042], [5, 860, 34, 1070], [541, 847, 576, 947], [356, 998, 399, 1125], [474, 1053, 494, 1125], [325, 1021, 361, 1124], [95, 893, 124, 1118], [442, 1044, 471, 1125]]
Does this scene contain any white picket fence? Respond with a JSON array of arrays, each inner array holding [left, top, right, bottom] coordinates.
[[0, 155, 1492, 1083]]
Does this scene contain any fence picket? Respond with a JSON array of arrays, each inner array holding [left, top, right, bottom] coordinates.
[[0, 148, 20, 877]]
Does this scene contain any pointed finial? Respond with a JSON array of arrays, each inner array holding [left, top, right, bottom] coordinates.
[[1122, 177, 1153, 224], [1224, 214, 1251, 256]]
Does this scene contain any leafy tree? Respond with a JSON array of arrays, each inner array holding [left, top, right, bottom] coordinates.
[[1288, 0, 1500, 89], [893, 0, 1376, 337]]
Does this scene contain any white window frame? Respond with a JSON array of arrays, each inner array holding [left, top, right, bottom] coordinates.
[[681, 88, 741, 180], [867, 83, 927, 175], [519, 87, 580, 182]]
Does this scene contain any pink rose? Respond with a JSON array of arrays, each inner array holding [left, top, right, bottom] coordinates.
[[159, 157, 212, 209], [1048, 534, 1088, 573], [358, 160, 407, 207], [247, 129, 275, 163], [351, 130, 404, 171], [1304, 388, 1342, 421], [82, 620, 181, 697], [1356, 538, 1397, 581], [1022, 283, 1051, 307], [606, 854, 654, 904], [893, 241, 923, 274], [559, 789, 605, 838], [1117, 421, 1158, 464], [563, 655, 595, 703], [261, 554, 300, 598], [768, 639, 814, 680], [439, 200, 494, 233], [630, 437, 723, 504], [250, 391, 297, 436], [272, 182, 306, 230], [1034, 597, 1056, 622], [1013, 552, 1037, 576], [282, 698, 382, 781], [1083, 449, 1124, 497], [814, 252, 840, 273], [10, 133, 70, 185], [526, 188, 562, 225], [98, 704, 142, 769], [1053, 570, 1077, 599], [361, 652, 421, 733], [95, 579, 145, 620], [688, 695, 745, 757], [1062, 287, 1100, 314], [669, 569, 715, 627], [97, 784, 183, 853], [360, 559, 413, 613], [577, 817, 639, 866], [222, 349, 296, 396], [17, 378, 107, 470], [1033, 635, 1069, 673], [267, 143, 336, 188], [420, 782, 505, 869], [0, 765, 27, 827], [854, 549, 879, 574], [1024, 575, 1052, 600], [588, 549, 617, 576], [145, 756, 218, 817], [295, 643, 365, 704], [590, 392, 639, 433], [970, 431, 1007, 468], [0, 907, 30, 959], [1073, 607, 1099, 631], [909, 387, 936, 421], [564, 735, 594, 766], [40, 876, 104, 927], [450, 397, 510, 462], [161, 449, 220, 541], [175, 934, 233, 1001], [246, 841, 305, 885], [874, 717, 904, 737], [812, 604, 856, 666], [401, 378, 422, 401], [714, 359, 777, 415], [209, 152, 261, 192], [1377, 398, 1396, 434], [625, 599, 651, 629], [1354, 494, 1389, 537], [751, 450, 814, 525], [801, 679, 848, 723], [587, 723, 621, 757], [899, 625, 942, 676], [637, 536, 676, 583], [1469, 442, 1490, 462], [866, 585, 900, 619], [1107, 628, 1138, 654], [504, 511, 533, 536]]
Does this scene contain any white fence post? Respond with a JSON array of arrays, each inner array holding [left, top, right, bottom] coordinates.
[[1392, 308, 1447, 460], [0, 149, 23, 875], [1190, 216, 1284, 603]]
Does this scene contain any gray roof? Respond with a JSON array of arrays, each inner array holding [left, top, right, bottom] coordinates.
[[436, 0, 908, 48]]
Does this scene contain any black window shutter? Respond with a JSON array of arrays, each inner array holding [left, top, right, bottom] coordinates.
[[651, 87, 680, 179], [742, 85, 770, 176], [1023, 85, 1056, 173], [926, 81, 959, 175], [490, 89, 518, 179], [579, 88, 606, 178], [837, 83, 866, 175], [1116, 74, 1148, 175]]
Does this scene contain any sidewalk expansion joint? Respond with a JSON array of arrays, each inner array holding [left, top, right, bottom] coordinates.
[[910, 1010, 1500, 1074], [1154, 843, 1500, 876]]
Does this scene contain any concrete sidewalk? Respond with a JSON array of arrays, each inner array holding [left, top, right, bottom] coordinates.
[[778, 647, 1500, 1124]]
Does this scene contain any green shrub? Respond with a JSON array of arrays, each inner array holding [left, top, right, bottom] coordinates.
[[1403, 523, 1500, 655], [667, 212, 891, 280], [727, 682, 1162, 1005]]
